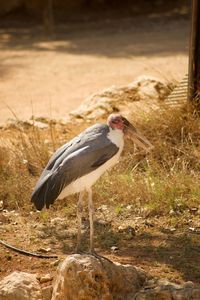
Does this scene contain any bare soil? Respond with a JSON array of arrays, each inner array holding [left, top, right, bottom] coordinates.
[[0, 204, 200, 284], [0, 14, 189, 125]]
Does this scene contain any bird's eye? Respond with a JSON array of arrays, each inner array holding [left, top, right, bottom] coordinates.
[[112, 119, 120, 124]]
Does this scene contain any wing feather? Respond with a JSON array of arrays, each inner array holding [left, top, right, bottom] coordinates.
[[31, 124, 119, 210]]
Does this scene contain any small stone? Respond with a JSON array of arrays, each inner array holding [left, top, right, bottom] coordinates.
[[126, 205, 133, 210], [37, 247, 52, 253], [111, 246, 119, 252], [190, 207, 198, 213], [97, 205, 108, 212], [162, 227, 176, 234], [38, 274, 53, 284], [50, 217, 65, 225], [189, 227, 195, 232], [25, 120, 48, 129], [96, 219, 109, 226], [169, 209, 176, 216], [50, 259, 60, 267], [118, 225, 123, 231]]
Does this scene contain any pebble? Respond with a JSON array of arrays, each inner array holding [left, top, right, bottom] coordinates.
[[50, 259, 60, 267], [111, 246, 119, 252], [37, 273, 53, 283], [50, 217, 65, 225], [98, 205, 108, 211], [37, 247, 51, 253]]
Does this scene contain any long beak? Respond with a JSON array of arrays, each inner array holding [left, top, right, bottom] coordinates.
[[126, 123, 154, 151]]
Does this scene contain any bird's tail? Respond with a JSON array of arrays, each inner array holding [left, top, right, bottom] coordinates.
[[31, 172, 62, 210], [31, 174, 51, 210]]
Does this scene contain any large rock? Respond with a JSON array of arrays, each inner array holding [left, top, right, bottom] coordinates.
[[70, 76, 170, 120], [135, 279, 200, 300], [0, 271, 43, 300], [52, 254, 147, 300]]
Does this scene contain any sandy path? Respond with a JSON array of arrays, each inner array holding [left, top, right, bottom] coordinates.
[[0, 16, 189, 124]]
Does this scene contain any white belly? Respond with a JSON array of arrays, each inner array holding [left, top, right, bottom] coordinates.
[[59, 128, 124, 198]]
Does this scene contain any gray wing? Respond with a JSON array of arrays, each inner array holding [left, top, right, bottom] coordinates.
[[31, 124, 119, 210]]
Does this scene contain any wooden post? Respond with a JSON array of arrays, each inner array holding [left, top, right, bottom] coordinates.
[[188, 0, 200, 104], [43, 0, 54, 36]]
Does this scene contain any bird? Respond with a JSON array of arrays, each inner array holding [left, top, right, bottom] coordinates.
[[31, 114, 153, 254]]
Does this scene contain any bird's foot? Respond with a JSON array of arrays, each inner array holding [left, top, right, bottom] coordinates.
[[73, 247, 113, 264], [88, 249, 113, 264]]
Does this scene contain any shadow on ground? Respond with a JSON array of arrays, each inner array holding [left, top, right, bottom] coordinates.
[[0, 14, 189, 59], [39, 218, 200, 283]]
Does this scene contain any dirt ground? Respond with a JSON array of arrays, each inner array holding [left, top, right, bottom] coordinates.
[[1, 203, 200, 284], [0, 13, 189, 125]]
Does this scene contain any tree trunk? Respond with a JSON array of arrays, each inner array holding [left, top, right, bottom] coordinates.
[[43, 0, 54, 36], [188, 0, 200, 107]]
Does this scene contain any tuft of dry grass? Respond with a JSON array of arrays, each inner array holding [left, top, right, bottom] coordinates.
[[0, 124, 54, 209], [0, 104, 200, 215]]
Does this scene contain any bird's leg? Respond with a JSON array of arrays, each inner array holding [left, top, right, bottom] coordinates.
[[76, 191, 84, 253], [87, 187, 95, 253], [87, 188, 113, 264]]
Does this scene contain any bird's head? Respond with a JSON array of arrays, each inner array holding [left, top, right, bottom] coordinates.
[[107, 113, 154, 151]]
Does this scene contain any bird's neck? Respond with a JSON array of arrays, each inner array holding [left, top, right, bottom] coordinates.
[[107, 128, 124, 149]]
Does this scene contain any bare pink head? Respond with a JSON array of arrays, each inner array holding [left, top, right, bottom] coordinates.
[[107, 113, 154, 151], [107, 114, 129, 131]]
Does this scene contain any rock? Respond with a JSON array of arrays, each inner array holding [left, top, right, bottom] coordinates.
[[97, 205, 109, 212], [135, 279, 200, 300], [50, 259, 60, 267], [52, 254, 147, 300], [24, 120, 48, 129], [50, 217, 66, 226], [70, 76, 170, 120], [37, 247, 52, 253], [111, 246, 119, 252], [128, 76, 169, 102], [0, 271, 43, 300], [96, 219, 110, 226], [126, 205, 133, 210], [37, 274, 53, 284]]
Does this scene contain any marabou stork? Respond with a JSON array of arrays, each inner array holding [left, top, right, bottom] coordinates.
[[31, 114, 153, 253]]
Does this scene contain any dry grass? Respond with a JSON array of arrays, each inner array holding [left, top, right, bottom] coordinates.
[[0, 104, 200, 216]]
